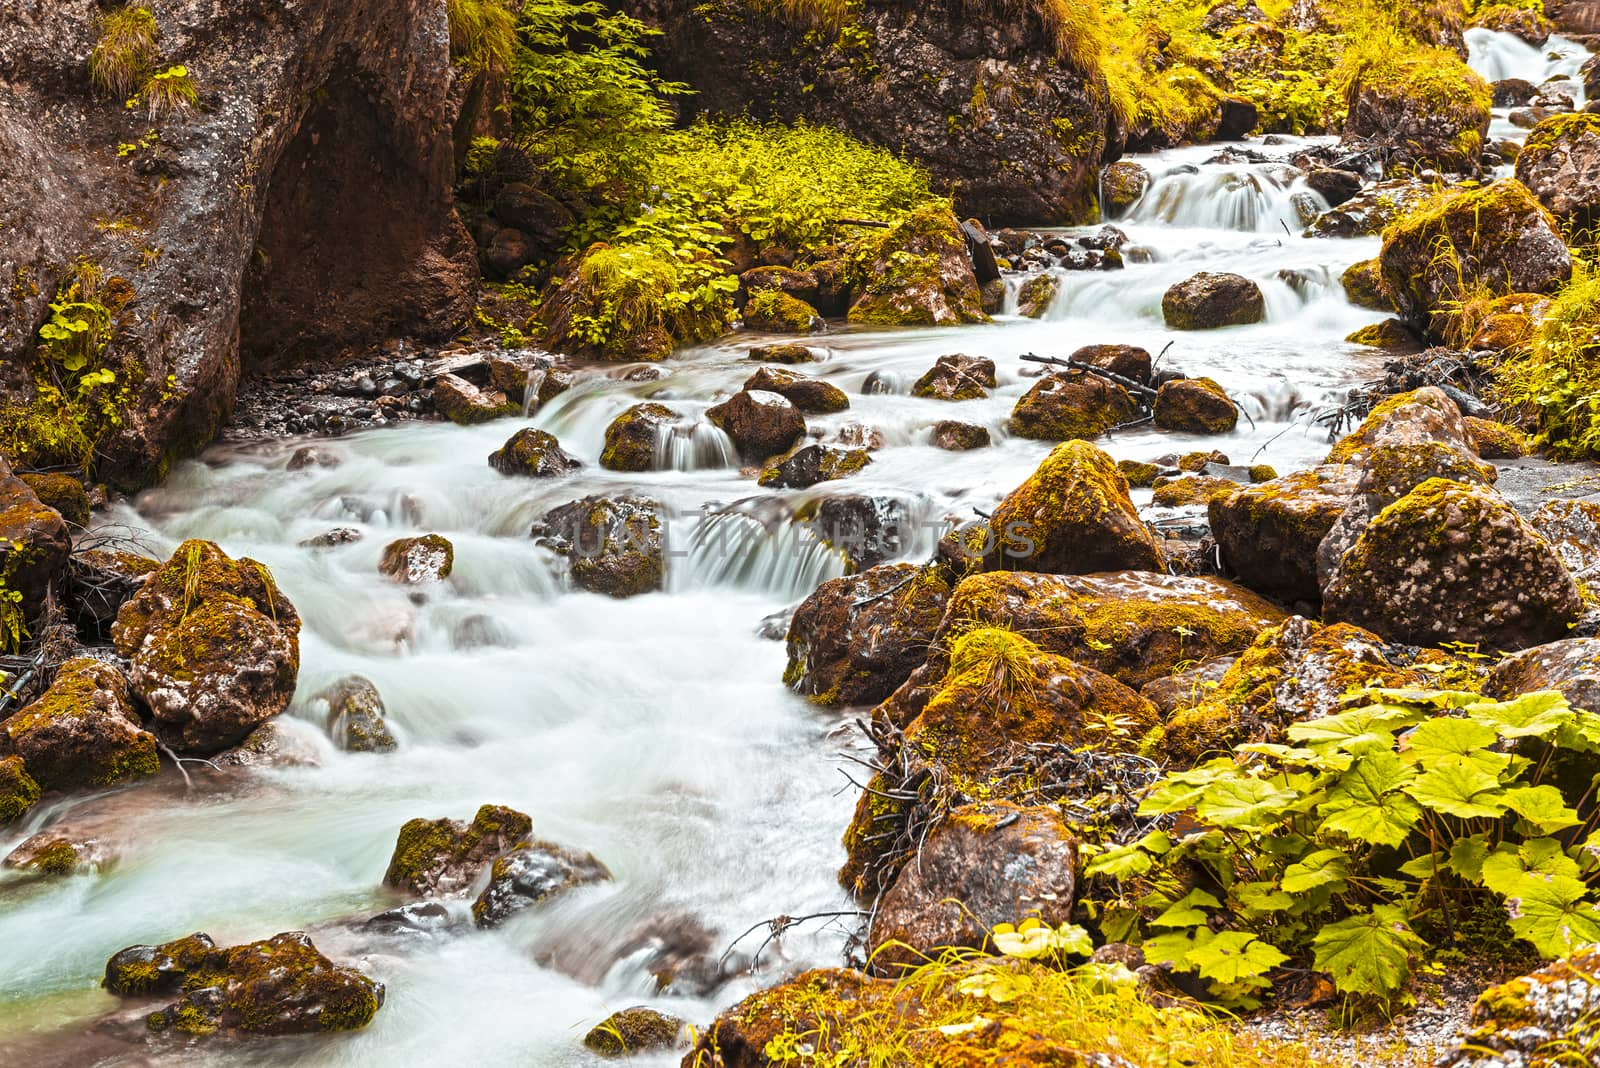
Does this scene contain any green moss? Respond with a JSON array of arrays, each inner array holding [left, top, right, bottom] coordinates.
[[1522, 111, 1600, 157], [845, 204, 988, 327], [1008, 374, 1137, 442], [383, 803, 532, 891], [744, 290, 823, 333], [1464, 416, 1528, 459], [1341, 258, 1393, 311], [18, 473, 90, 526], [1152, 475, 1237, 507], [600, 402, 674, 472], [1117, 459, 1160, 488], [0, 756, 40, 824], [1346, 319, 1417, 348], [584, 1006, 684, 1056], [1247, 464, 1277, 483]]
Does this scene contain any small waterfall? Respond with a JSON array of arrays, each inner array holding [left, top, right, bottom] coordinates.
[[654, 420, 738, 472], [522, 367, 548, 418], [675, 507, 847, 599], [1125, 166, 1326, 233], [1466, 28, 1590, 99]]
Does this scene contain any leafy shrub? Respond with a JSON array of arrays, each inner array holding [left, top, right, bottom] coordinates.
[[1497, 267, 1600, 458], [1088, 686, 1600, 1010], [88, 5, 158, 99], [447, 0, 517, 72], [141, 64, 196, 117]]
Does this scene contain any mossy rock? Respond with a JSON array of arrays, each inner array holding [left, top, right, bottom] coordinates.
[[600, 402, 678, 472], [64, 548, 161, 636], [378, 534, 454, 585], [983, 440, 1165, 575], [1323, 478, 1581, 650], [111, 541, 300, 756], [312, 676, 396, 754], [1326, 386, 1474, 464], [846, 205, 989, 327], [744, 290, 824, 333], [434, 373, 519, 426], [1441, 947, 1600, 1068], [1015, 272, 1059, 318], [3, 831, 110, 876], [1178, 450, 1228, 472], [707, 390, 806, 462], [0, 459, 71, 625], [1248, 464, 1276, 482], [1072, 343, 1152, 385], [383, 803, 533, 897], [1151, 474, 1239, 507], [911, 353, 996, 401], [1515, 112, 1600, 227], [1007, 372, 1136, 442], [1117, 459, 1161, 488], [1152, 377, 1237, 433], [1101, 161, 1152, 217], [1161, 272, 1264, 330], [744, 366, 849, 414], [1340, 258, 1393, 312], [929, 420, 990, 451], [584, 1006, 687, 1057], [104, 933, 217, 997], [471, 839, 610, 928], [749, 343, 821, 364], [1342, 48, 1491, 173], [1377, 179, 1570, 339], [533, 495, 665, 598], [0, 755, 40, 824], [1346, 319, 1419, 349], [0, 656, 158, 790], [1208, 464, 1361, 606], [487, 428, 582, 478], [18, 473, 90, 527], [758, 444, 871, 489]]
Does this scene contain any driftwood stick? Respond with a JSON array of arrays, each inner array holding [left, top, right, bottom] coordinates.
[[1019, 352, 1158, 400]]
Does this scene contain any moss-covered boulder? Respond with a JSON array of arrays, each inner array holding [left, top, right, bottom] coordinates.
[[744, 367, 849, 414], [911, 354, 996, 401], [847, 206, 988, 327], [1440, 947, 1600, 1068], [1324, 479, 1581, 650], [471, 839, 610, 928], [1072, 343, 1153, 385], [784, 563, 951, 707], [64, 548, 161, 638], [1326, 386, 1475, 464], [758, 444, 871, 489], [1014, 273, 1059, 318], [1007, 373, 1137, 442], [706, 390, 807, 462], [1342, 50, 1491, 173], [744, 290, 824, 333], [1155, 616, 1434, 765], [487, 429, 581, 478], [1341, 258, 1393, 311], [1102, 161, 1152, 217], [18, 472, 90, 527], [112, 541, 300, 756], [1529, 499, 1600, 583], [1210, 464, 1362, 605], [311, 676, 396, 754], [1306, 178, 1432, 238], [1514, 113, 1600, 228], [1465, 416, 1528, 459], [1346, 319, 1420, 349], [982, 440, 1166, 574], [749, 343, 821, 364], [0, 657, 158, 790], [1151, 475, 1240, 508], [433, 372, 518, 425], [1377, 180, 1570, 338], [1117, 459, 1161, 488], [378, 534, 454, 585], [583, 1007, 688, 1057], [741, 265, 820, 306], [600, 402, 678, 473], [112, 931, 384, 1036], [0, 458, 71, 625], [532, 496, 665, 598], [1484, 637, 1600, 715], [928, 420, 990, 450], [1161, 272, 1265, 330], [4, 831, 112, 876], [382, 803, 533, 897], [0, 755, 40, 824], [868, 800, 1077, 974], [1152, 377, 1237, 433]]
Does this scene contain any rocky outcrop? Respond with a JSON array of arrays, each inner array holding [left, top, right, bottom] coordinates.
[[0, 657, 158, 790], [487, 429, 582, 478], [1530, 499, 1600, 582], [383, 803, 533, 897], [1340, 49, 1490, 173], [1515, 113, 1600, 227], [1161, 272, 1265, 330], [533, 496, 666, 598], [1441, 947, 1600, 1068], [1007, 372, 1137, 441], [1483, 637, 1600, 713], [0, 0, 475, 488], [112, 540, 300, 755], [911, 354, 996, 401], [584, 1007, 687, 1057], [706, 390, 807, 462], [104, 931, 383, 1036], [627, 1, 1113, 223], [1326, 387, 1475, 463], [846, 206, 988, 326]]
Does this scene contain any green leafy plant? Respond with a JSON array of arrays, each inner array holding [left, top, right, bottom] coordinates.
[[1497, 264, 1600, 459], [1088, 687, 1600, 1010], [140, 64, 197, 117], [447, 0, 517, 72], [88, 5, 158, 99], [0, 573, 27, 656]]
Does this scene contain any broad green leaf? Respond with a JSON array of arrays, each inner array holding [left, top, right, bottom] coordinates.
[[1237, 742, 1352, 771], [1501, 785, 1582, 834], [1401, 717, 1502, 774], [1084, 841, 1152, 879], [1235, 881, 1296, 914], [1282, 849, 1351, 894], [1288, 707, 1405, 754], [1403, 757, 1507, 819], [1447, 835, 1490, 880], [1188, 931, 1288, 984], [1481, 839, 1580, 896], [1318, 751, 1421, 846], [1467, 691, 1574, 739], [1195, 776, 1298, 830], [1359, 688, 1480, 709], [1504, 872, 1600, 956], [1137, 778, 1208, 816], [1311, 904, 1426, 999], [1140, 928, 1206, 969], [1151, 889, 1222, 929], [1399, 851, 1445, 879]]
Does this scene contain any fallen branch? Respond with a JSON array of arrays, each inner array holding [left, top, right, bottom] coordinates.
[[1020, 352, 1158, 400]]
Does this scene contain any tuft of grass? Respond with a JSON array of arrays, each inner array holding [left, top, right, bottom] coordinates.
[[447, 0, 517, 73], [142, 65, 196, 118], [1496, 262, 1600, 459], [88, 5, 159, 99]]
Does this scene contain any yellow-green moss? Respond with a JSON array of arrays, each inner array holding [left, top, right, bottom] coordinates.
[[1247, 464, 1277, 483], [1346, 319, 1418, 348], [745, 290, 823, 332], [1341, 258, 1393, 311], [600, 402, 673, 472], [1117, 459, 1160, 488], [1464, 416, 1529, 459], [0, 756, 40, 824]]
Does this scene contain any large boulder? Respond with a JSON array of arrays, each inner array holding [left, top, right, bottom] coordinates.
[[1152, 377, 1237, 433], [532, 496, 665, 598], [1007, 372, 1137, 442], [111, 540, 300, 755], [0, 657, 158, 790], [1210, 464, 1362, 605], [706, 390, 806, 462], [1161, 272, 1265, 330], [1483, 637, 1600, 712], [868, 801, 1077, 974], [105, 931, 383, 1036], [487, 429, 581, 478], [910, 354, 996, 401], [1377, 180, 1570, 338], [847, 206, 988, 326], [1440, 948, 1600, 1068], [471, 840, 611, 928], [1323, 479, 1581, 650], [743, 367, 848, 414], [0, 459, 71, 625], [1341, 51, 1491, 173], [632, 4, 1111, 223], [382, 803, 533, 897], [982, 440, 1166, 574], [0, 0, 474, 488], [1326, 387, 1475, 463], [784, 563, 951, 707], [1515, 113, 1600, 227]]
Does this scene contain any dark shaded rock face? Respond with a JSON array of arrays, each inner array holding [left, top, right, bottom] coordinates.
[[0, 0, 475, 488], [626, 1, 1111, 223]]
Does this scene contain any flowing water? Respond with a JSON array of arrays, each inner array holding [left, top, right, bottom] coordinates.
[[0, 29, 1584, 1067]]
